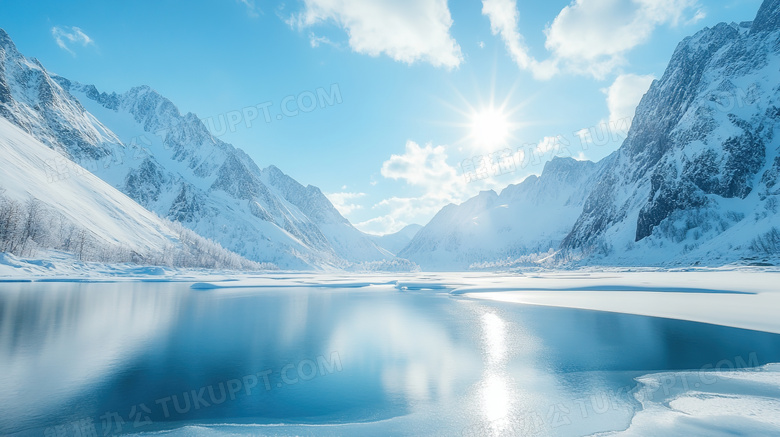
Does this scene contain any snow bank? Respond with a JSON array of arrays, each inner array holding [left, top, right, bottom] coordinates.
[[451, 270, 780, 334], [184, 269, 780, 335], [0, 251, 271, 282], [603, 364, 780, 436]]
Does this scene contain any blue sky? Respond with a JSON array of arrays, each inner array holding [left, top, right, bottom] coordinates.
[[0, 0, 763, 234]]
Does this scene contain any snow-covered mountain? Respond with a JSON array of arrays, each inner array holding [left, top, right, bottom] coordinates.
[[369, 224, 423, 255], [400, 157, 604, 270], [0, 28, 395, 269], [0, 117, 263, 270], [0, 117, 168, 255], [562, 0, 780, 266], [0, 31, 118, 163]]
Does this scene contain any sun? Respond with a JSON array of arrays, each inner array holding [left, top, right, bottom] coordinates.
[[470, 107, 511, 148], [436, 74, 531, 152]]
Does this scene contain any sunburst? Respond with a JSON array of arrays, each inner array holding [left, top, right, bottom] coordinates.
[[434, 75, 533, 153]]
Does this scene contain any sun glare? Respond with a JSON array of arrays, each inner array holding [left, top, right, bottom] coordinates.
[[438, 76, 530, 152], [470, 107, 511, 148]]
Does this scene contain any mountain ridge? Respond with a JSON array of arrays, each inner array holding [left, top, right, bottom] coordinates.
[[0, 30, 404, 269], [562, 0, 780, 266]]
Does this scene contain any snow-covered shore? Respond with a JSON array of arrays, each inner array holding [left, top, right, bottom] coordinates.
[[0, 251, 277, 282], [450, 270, 780, 335], [5, 251, 779, 338], [7, 257, 769, 337]]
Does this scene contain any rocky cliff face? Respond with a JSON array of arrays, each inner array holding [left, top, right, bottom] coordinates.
[[562, 0, 780, 265], [0, 30, 119, 162]]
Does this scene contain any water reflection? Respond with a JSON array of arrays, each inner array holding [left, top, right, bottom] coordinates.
[[479, 312, 511, 426], [327, 300, 479, 405], [0, 283, 180, 430], [482, 312, 507, 366], [1, 283, 780, 436]]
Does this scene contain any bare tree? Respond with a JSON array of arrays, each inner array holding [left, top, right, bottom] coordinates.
[[0, 189, 273, 270]]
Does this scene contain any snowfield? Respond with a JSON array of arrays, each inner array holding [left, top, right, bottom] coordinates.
[[0, 119, 267, 270], [0, 118, 176, 253], [602, 364, 780, 436]]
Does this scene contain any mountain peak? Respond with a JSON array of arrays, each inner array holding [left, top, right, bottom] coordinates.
[[542, 156, 587, 172], [131, 84, 153, 93], [561, 0, 780, 264], [265, 164, 283, 175], [126, 85, 163, 102], [0, 28, 18, 54], [751, 0, 780, 33]]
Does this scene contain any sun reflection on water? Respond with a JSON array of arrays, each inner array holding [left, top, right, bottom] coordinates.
[[479, 311, 513, 431]]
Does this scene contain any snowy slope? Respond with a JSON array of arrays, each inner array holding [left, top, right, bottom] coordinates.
[[0, 28, 396, 270], [0, 118, 174, 252], [64, 83, 395, 268], [562, 0, 780, 266], [400, 157, 603, 270], [258, 165, 394, 263], [0, 115, 266, 269]]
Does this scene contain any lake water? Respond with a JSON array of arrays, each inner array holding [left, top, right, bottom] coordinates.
[[2, 281, 780, 436]]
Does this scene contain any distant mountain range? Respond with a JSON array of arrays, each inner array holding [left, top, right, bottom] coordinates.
[[369, 224, 423, 255], [399, 157, 604, 270]]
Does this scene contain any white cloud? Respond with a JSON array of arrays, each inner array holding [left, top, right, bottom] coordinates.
[[535, 135, 566, 155], [290, 0, 463, 68], [482, 0, 704, 79], [355, 215, 402, 235], [355, 194, 452, 234], [309, 33, 339, 48], [51, 26, 94, 55], [545, 0, 702, 78], [353, 141, 467, 234], [236, 0, 261, 17], [357, 140, 511, 234], [381, 141, 460, 190], [686, 8, 707, 26], [325, 191, 366, 216], [573, 73, 655, 148], [481, 0, 558, 79], [603, 73, 655, 123]]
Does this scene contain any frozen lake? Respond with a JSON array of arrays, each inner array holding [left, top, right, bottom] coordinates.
[[1, 277, 780, 436]]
